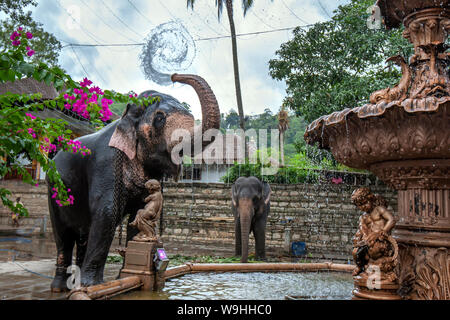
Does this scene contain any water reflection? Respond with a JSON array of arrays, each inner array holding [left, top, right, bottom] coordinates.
[[115, 271, 353, 300]]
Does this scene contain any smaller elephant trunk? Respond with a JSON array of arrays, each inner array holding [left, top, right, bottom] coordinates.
[[239, 198, 254, 263]]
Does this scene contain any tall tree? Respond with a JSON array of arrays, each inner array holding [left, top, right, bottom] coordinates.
[[187, 0, 266, 133], [269, 0, 413, 124], [0, 1, 62, 67]]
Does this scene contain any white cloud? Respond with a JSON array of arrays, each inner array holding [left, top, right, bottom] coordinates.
[[31, 0, 351, 120]]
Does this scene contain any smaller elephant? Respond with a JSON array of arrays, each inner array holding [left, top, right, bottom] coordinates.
[[231, 176, 271, 263]]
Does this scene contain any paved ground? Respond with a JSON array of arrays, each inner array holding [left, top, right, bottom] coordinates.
[[0, 233, 124, 300], [0, 228, 347, 300], [0, 258, 123, 300]]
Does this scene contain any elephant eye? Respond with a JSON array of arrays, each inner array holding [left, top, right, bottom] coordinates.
[[153, 112, 166, 130]]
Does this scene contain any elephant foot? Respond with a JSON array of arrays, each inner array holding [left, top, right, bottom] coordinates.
[[81, 272, 104, 287], [50, 266, 70, 293]]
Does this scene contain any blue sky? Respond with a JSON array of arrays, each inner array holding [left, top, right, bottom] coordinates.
[[27, 0, 350, 119]]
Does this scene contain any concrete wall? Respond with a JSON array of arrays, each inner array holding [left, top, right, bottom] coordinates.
[[0, 179, 398, 261]]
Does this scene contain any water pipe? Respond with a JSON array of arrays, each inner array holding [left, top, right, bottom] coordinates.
[[67, 276, 142, 300]]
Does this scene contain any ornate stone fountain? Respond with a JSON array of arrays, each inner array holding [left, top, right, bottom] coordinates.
[[304, 0, 449, 300]]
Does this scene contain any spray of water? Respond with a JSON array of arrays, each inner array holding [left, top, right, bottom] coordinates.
[[140, 21, 196, 86]]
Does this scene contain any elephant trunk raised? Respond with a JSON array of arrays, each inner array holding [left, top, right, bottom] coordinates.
[[171, 73, 221, 149]]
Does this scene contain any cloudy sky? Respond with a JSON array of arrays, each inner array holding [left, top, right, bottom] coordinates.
[[29, 0, 350, 120]]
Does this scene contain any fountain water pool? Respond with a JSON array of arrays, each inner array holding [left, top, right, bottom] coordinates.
[[113, 271, 353, 300]]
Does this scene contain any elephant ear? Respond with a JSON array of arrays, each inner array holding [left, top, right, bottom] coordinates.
[[231, 184, 238, 207], [262, 182, 271, 205], [108, 103, 144, 160]]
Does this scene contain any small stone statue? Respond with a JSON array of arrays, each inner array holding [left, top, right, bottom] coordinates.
[[129, 179, 163, 242], [351, 187, 398, 282]]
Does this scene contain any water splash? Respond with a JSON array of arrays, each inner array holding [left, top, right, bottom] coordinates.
[[140, 21, 196, 86]]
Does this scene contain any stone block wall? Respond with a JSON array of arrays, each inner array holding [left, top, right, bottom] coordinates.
[[0, 179, 398, 261], [0, 180, 50, 233], [160, 182, 397, 260]]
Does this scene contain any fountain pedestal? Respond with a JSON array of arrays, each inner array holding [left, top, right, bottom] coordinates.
[[304, 1, 450, 300], [119, 241, 166, 291], [372, 159, 449, 299], [352, 274, 401, 300]]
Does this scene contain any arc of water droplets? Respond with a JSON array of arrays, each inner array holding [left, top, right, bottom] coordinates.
[[140, 21, 196, 86]]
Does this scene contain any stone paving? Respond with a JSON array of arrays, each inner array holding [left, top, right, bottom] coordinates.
[[0, 258, 123, 300], [0, 234, 123, 300]]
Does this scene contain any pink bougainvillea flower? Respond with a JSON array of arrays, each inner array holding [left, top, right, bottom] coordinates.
[[25, 113, 36, 120], [89, 86, 104, 95], [80, 77, 93, 87], [27, 128, 37, 139], [25, 32, 33, 39], [18, 27, 23, 31], [12, 40, 21, 46], [10, 31, 20, 40], [26, 49, 35, 57]]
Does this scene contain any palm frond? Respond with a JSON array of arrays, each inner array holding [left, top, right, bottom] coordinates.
[[242, 0, 254, 16], [216, 0, 225, 20], [186, 0, 195, 10]]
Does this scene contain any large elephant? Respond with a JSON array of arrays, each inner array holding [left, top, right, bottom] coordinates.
[[231, 176, 271, 263], [47, 74, 220, 291]]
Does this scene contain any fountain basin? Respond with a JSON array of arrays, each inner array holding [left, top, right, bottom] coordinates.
[[114, 262, 354, 300], [304, 97, 449, 171], [68, 262, 354, 300]]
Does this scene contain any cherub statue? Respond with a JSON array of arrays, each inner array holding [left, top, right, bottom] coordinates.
[[129, 179, 163, 242], [351, 187, 398, 281]]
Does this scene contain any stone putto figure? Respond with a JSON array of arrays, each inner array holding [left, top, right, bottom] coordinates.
[[129, 179, 163, 242], [351, 187, 398, 282]]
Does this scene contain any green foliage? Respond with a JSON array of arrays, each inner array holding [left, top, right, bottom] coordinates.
[[269, 0, 414, 123], [220, 149, 366, 184], [168, 254, 264, 266], [0, 2, 61, 67], [0, 28, 157, 217], [221, 108, 309, 157], [109, 102, 127, 116], [220, 162, 319, 185], [0, 0, 37, 21], [106, 255, 124, 264]]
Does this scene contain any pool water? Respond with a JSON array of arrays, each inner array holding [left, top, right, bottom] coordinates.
[[114, 271, 353, 300]]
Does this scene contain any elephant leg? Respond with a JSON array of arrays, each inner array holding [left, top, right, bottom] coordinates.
[[253, 218, 267, 261], [81, 207, 116, 286], [75, 231, 89, 268], [234, 218, 242, 257], [51, 227, 76, 292], [49, 201, 76, 292]]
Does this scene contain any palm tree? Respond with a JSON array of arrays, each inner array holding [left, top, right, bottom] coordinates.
[[277, 105, 289, 167], [187, 0, 259, 134]]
